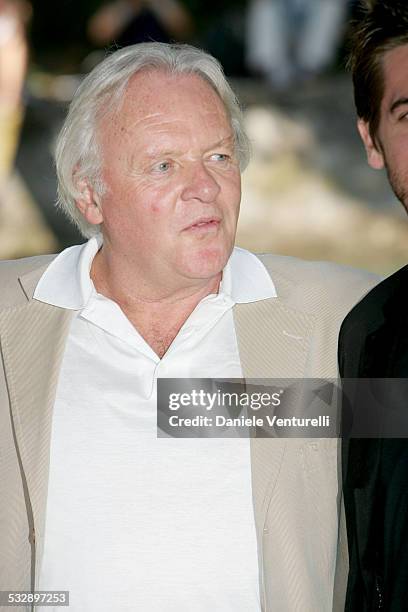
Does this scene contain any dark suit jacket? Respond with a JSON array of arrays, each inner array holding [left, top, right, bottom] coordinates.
[[339, 265, 408, 611]]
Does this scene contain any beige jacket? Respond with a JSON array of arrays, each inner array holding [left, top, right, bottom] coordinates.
[[0, 252, 378, 612]]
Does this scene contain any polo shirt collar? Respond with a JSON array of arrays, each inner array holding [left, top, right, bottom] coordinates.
[[33, 237, 277, 309], [222, 246, 277, 303], [33, 235, 101, 309]]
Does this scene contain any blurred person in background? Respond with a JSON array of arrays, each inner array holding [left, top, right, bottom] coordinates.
[[0, 0, 31, 196], [87, 0, 193, 48], [340, 1, 408, 609], [246, 0, 349, 89]]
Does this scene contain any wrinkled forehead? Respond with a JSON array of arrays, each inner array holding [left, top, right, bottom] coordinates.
[[99, 68, 232, 135], [95, 70, 235, 160]]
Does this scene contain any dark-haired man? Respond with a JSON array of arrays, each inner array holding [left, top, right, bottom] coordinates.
[[340, 1, 408, 610]]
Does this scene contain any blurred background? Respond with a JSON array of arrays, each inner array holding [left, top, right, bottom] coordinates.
[[1, 0, 407, 275]]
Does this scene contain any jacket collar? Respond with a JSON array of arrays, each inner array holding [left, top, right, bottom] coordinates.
[[18, 262, 55, 302]]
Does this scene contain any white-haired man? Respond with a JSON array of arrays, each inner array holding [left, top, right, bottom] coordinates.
[[0, 43, 376, 612]]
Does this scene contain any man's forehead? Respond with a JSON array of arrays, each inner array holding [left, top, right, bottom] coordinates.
[[102, 69, 231, 137], [382, 43, 408, 107], [97, 68, 234, 156], [123, 68, 224, 111]]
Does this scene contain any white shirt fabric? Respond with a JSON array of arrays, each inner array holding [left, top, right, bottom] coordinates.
[[35, 237, 277, 612]]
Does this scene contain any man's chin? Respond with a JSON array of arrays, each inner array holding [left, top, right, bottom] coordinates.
[[177, 245, 232, 281]]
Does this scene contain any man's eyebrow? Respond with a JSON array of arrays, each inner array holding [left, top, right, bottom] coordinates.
[[390, 97, 408, 114], [210, 136, 235, 147], [145, 148, 181, 159], [205, 136, 235, 152], [143, 136, 235, 159]]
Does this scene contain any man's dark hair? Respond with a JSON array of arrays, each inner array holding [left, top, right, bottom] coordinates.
[[349, 0, 408, 143]]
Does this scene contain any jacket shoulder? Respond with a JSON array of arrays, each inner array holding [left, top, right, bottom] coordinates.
[[0, 254, 56, 307], [257, 253, 380, 316], [338, 265, 408, 377], [340, 264, 408, 338], [0, 254, 56, 276]]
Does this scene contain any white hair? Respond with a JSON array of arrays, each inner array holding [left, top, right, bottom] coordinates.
[[55, 42, 251, 238]]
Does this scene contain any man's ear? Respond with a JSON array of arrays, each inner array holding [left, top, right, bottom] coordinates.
[[357, 119, 384, 170], [75, 178, 104, 225]]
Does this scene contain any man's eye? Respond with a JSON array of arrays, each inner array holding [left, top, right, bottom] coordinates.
[[210, 153, 230, 162], [152, 161, 171, 173]]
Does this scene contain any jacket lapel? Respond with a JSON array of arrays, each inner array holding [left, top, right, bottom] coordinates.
[[233, 297, 315, 534], [0, 265, 73, 583], [360, 267, 408, 377]]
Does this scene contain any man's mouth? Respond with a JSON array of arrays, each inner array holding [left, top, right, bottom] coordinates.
[[183, 218, 221, 231]]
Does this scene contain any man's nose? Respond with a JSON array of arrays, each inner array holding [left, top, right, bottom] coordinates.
[[181, 162, 221, 203]]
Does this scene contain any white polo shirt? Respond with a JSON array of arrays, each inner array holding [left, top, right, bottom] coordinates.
[[35, 237, 277, 612]]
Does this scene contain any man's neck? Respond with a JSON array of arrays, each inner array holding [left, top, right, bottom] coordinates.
[[90, 248, 222, 358]]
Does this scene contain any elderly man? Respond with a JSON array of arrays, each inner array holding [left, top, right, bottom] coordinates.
[[0, 43, 375, 611], [340, 1, 408, 610]]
